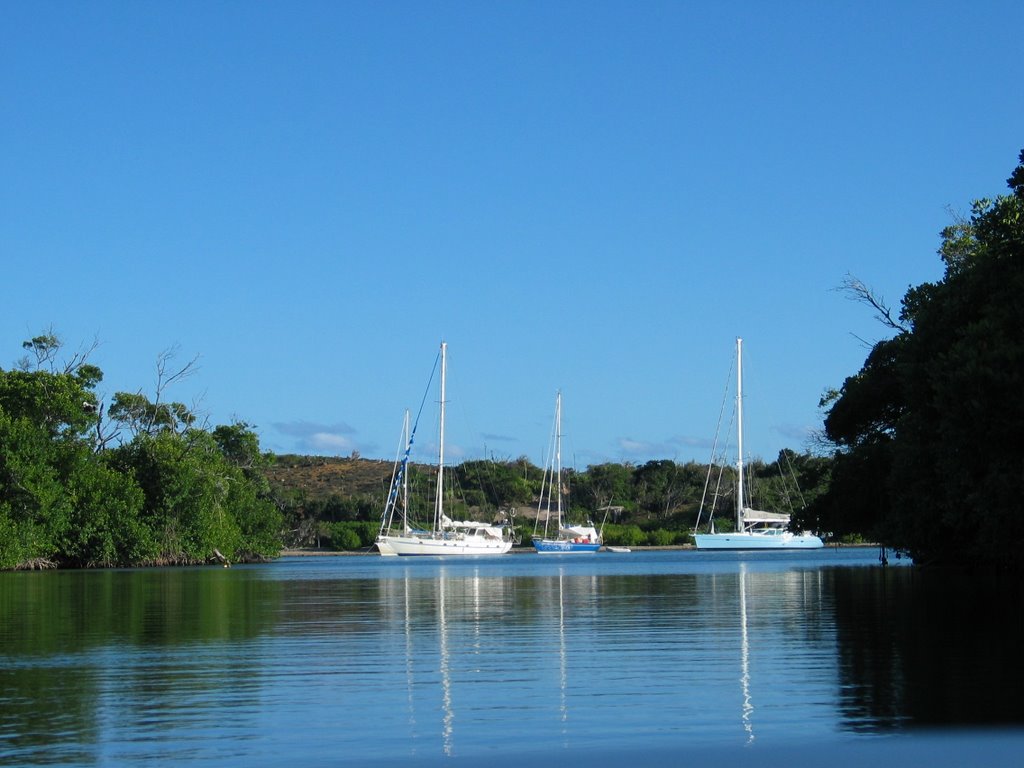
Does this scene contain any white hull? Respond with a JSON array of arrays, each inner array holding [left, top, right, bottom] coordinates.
[[377, 343, 514, 558], [693, 340, 825, 550], [694, 531, 824, 550], [376, 533, 513, 557]]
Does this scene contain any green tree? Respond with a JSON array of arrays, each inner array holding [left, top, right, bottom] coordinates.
[[0, 406, 68, 568], [2, 333, 281, 569], [452, 459, 534, 509], [632, 460, 686, 519], [108, 428, 281, 564], [573, 462, 634, 514], [812, 150, 1024, 567], [62, 451, 148, 567], [213, 421, 264, 470], [0, 347, 113, 568], [107, 392, 195, 437]]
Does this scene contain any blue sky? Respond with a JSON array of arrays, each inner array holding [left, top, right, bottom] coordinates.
[[3, 1, 1022, 469]]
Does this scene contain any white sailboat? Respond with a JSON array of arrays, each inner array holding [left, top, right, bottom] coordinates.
[[694, 338, 824, 550], [532, 391, 602, 553], [375, 342, 514, 556]]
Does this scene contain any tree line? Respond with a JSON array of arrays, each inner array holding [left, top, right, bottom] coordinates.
[[798, 149, 1024, 568], [274, 450, 833, 551], [0, 335, 281, 569]]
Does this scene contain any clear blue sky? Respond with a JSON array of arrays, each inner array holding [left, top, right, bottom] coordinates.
[[3, 1, 1022, 469]]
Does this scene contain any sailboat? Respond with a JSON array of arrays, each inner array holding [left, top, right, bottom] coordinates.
[[375, 342, 514, 556], [694, 338, 824, 550], [532, 391, 602, 553]]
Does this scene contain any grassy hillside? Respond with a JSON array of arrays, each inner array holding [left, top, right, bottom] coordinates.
[[265, 454, 396, 502]]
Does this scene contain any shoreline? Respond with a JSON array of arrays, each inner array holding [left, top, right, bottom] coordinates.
[[278, 542, 881, 557]]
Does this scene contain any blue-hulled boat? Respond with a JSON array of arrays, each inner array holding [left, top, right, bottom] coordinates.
[[531, 391, 603, 554], [532, 526, 602, 553]]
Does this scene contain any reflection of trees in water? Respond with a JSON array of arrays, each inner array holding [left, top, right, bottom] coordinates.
[[0, 568, 280, 653], [5, 558, 1024, 764], [832, 566, 1024, 729], [0, 569, 281, 761]]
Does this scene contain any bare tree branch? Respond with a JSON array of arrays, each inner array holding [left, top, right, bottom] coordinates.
[[151, 346, 201, 432], [92, 401, 122, 452], [836, 273, 909, 335], [154, 345, 201, 402], [61, 335, 101, 375]]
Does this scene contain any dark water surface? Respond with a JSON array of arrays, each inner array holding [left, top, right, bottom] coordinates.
[[2, 549, 1022, 766]]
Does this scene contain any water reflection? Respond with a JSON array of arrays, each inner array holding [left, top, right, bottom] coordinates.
[[438, 571, 453, 754], [0, 567, 280, 765], [378, 565, 512, 757], [557, 568, 568, 736], [372, 562, 609, 757], [740, 563, 754, 744], [1, 552, 1023, 766], [832, 565, 1024, 729], [696, 564, 831, 746]]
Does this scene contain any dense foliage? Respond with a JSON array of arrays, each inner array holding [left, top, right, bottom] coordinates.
[[277, 450, 831, 551], [803, 150, 1024, 567], [2, 334, 837, 564], [0, 335, 282, 569]]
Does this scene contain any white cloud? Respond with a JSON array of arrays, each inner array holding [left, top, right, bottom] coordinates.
[[274, 419, 355, 437], [307, 432, 356, 452], [272, 420, 360, 455]]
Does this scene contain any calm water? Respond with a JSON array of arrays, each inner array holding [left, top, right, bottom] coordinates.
[[2, 549, 1023, 767]]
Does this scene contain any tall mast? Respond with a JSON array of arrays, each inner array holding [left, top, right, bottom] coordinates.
[[555, 390, 562, 529], [736, 337, 744, 531], [401, 409, 410, 532], [435, 341, 447, 532]]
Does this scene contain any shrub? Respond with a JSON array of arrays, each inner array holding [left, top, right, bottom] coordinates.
[[646, 528, 676, 546], [602, 523, 646, 547], [325, 522, 362, 551]]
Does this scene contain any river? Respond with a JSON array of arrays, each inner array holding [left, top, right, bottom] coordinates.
[[2, 548, 1022, 766]]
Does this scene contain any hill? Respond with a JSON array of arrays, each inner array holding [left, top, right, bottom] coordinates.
[[265, 455, 395, 502]]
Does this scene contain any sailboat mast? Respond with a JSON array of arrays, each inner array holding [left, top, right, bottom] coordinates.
[[736, 337, 744, 531], [435, 341, 447, 532], [555, 390, 563, 530], [402, 409, 410, 532]]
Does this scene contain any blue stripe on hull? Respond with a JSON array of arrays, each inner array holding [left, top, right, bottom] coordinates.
[[532, 540, 602, 554]]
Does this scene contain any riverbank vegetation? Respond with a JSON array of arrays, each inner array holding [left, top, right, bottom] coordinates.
[[0, 336, 282, 569], [797, 150, 1024, 568], [268, 450, 833, 551], [0, 332, 829, 569]]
